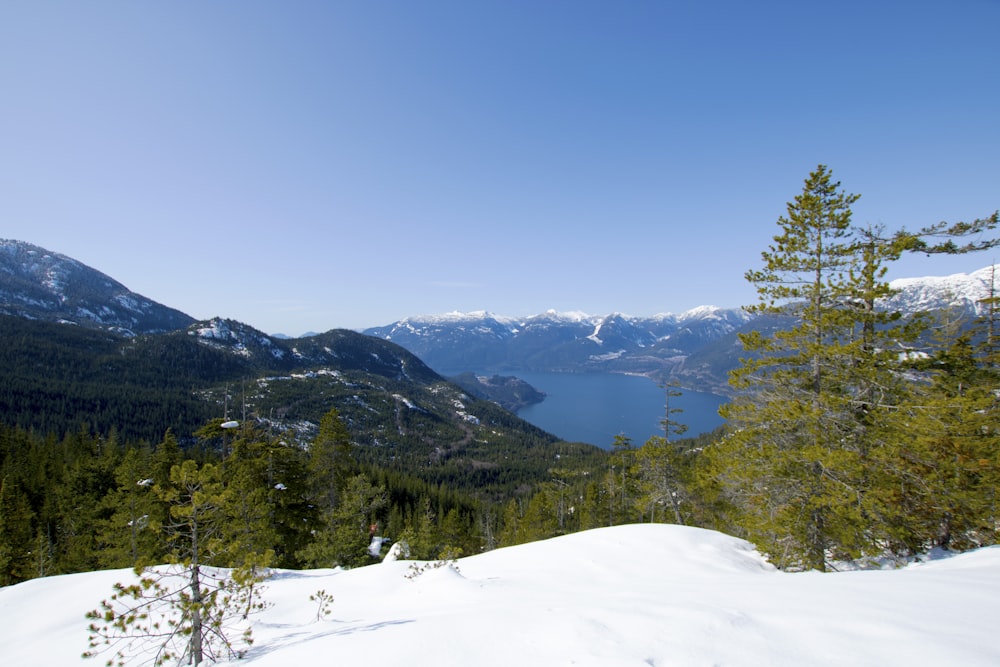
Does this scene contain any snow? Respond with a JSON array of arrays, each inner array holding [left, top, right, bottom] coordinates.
[[405, 310, 519, 326], [587, 320, 604, 344], [378, 265, 996, 337], [3, 524, 999, 666], [534, 308, 594, 322], [884, 264, 997, 314]]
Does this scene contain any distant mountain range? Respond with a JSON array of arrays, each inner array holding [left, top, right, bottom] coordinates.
[[364, 266, 998, 395], [2, 237, 995, 402]]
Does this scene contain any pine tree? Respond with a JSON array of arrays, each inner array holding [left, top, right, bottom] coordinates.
[[307, 408, 356, 513], [298, 473, 387, 568], [873, 327, 1000, 553], [256, 437, 318, 568], [660, 381, 688, 444], [713, 165, 901, 569], [576, 481, 605, 532], [634, 437, 689, 525], [519, 486, 559, 543], [55, 428, 118, 574], [0, 476, 34, 585], [893, 211, 999, 255], [606, 435, 638, 525], [85, 460, 267, 666], [222, 432, 277, 572], [97, 447, 162, 568], [634, 384, 691, 525], [497, 498, 524, 547]]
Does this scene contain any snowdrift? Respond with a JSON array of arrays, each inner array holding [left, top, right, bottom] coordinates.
[[2, 524, 999, 666]]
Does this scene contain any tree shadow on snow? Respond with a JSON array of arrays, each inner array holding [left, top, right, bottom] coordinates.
[[243, 619, 416, 662]]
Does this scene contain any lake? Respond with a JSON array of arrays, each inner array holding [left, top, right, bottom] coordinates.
[[508, 371, 726, 449]]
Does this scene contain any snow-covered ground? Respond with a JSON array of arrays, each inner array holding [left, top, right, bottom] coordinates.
[[2, 524, 999, 666]]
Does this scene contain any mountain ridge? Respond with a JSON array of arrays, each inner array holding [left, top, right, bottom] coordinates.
[[3, 237, 995, 400], [365, 265, 998, 395], [374, 265, 997, 333]]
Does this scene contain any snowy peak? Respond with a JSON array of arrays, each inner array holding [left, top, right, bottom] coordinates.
[[588, 313, 656, 347], [884, 265, 997, 315], [402, 310, 519, 326], [0, 239, 195, 334], [364, 304, 751, 377], [527, 309, 598, 324]]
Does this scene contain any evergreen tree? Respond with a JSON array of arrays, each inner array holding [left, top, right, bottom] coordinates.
[[660, 381, 688, 444], [634, 437, 689, 525], [307, 408, 356, 513], [497, 498, 524, 547], [55, 428, 118, 573], [893, 211, 999, 256], [606, 435, 638, 526], [151, 430, 182, 489], [435, 507, 472, 557], [0, 476, 34, 585], [97, 447, 162, 568], [86, 460, 267, 666], [298, 473, 387, 568], [576, 481, 605, 532], [408, 496, 439, 559], [221, 432, 276, 574], [258, 437, 319, 568], [713, 165, 898, 569], [874, 329, 1000, 553]]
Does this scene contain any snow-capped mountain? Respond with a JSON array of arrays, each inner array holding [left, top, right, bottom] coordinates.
[[363, 306, 756, 385], [0, 239, 194, 335], [1, 238, 993, 396], [883, 265, 997, 315], [365, 266, 998, 394]]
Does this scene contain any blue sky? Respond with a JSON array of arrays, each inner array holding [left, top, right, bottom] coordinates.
[[2, 1, 998, 334]]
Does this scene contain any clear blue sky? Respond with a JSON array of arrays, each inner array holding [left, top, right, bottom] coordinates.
[[2, 1, 998, 334]]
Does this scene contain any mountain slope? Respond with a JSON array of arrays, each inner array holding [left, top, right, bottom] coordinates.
[[0, 240, 600, 497], [0, 312, 585, 496], [0, 239, 195, 334]]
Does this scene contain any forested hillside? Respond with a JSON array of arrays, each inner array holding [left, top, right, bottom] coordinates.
[[0, 314, 609, 587]]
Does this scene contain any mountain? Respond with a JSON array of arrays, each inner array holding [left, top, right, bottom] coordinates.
[[0, 240, 591, 497], [364, 307, 753, 372], [0, 312, 589, 496], [4, 524, 999, 667], [363, 307, 758, 395], [0, 239, 195, 334], [2, 237, 993, 450], [365, 266, 999, 396]]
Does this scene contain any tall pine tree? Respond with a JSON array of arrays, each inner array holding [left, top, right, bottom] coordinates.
[[713, 165, 910, 569]]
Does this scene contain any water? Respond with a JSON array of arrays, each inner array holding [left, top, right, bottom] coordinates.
[[509, 372, 726, 449]]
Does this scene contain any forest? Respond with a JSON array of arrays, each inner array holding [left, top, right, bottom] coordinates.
[[1, 165, 998, 588]]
